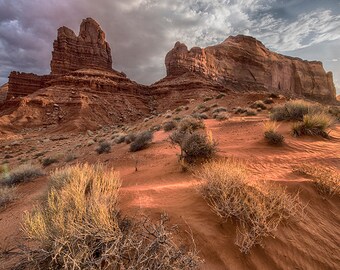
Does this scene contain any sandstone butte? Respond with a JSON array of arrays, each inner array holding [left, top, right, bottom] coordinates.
[[0, 17, 338, 130]]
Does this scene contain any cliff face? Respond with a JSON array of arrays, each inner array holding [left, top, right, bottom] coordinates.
[[0, 83, 8, 104], [50, 18, 112, 74], [165, 35, 336, 100]]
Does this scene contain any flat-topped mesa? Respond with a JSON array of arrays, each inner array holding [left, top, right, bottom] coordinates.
[[165, 35, 336, 101], [50, 18, 112, 75]]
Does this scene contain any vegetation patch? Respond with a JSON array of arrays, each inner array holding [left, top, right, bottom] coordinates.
[[197, 159, 301, 253], [0, 164, 43, 186], [270, 100, 323, 121], [163, 121, 176, 131], [263, 121, 284, 145], [292, 112, 334, 138], [293, 164, 339, 196], [0, 186, 16, 209], [96, 141, 111, 154], [130, 131, 153, 152], [22, 163, 201, 269]]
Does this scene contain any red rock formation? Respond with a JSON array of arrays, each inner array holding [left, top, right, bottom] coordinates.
[[0, 83, 8, 104], [165, 35, 336, 101], [50, 18, 112, 74], [7, 72, 55, 100]]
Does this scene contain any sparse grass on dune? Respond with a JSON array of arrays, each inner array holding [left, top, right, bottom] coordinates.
[[197, 159, 301, 253], [292, 112, 334, 138], [263, 121, 284, 145], [293, 164, 340, 197], [23, 163, 201, 269], [0, 186, 16, 209], [270, 99, 323, 121], [0, 164, 43, 186]]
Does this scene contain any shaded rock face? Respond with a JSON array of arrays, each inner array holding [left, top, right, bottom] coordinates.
[[165, 35, 336, 101], [51, 18, 112, 74], [0, 83, 8, 104]]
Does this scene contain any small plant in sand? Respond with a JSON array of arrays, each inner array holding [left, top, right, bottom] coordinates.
[[270, 100, 323, 121], [0, 186, 16, 209], [293, 164, 340, 196], [177, 116, 205, 134], [292, 112, 334, 138], [213, 111, 229, 121], [197, 159, 301, 253], [245, 108, 257, 116], [0, 164, 43, 186], [22, 163, 201, 269], [251, 100, 267, 110], [96, 140, 111, 154], [212, 107, 227, 114], [130, 131, 153, 152], [263, 121, 284, 145], [42, 157, 59, 167]]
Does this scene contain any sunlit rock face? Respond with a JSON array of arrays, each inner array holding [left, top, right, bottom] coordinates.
[[165, 35, 336, 101], [51, 17, 113, 75]]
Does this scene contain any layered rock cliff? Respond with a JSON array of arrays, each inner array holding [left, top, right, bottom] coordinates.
[[0, 83, 8, 104], [50, 18, 112, 74], [164, 35, 336, 101]]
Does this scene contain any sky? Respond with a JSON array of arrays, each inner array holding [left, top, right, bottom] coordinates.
[[0, 0, 339, 94]]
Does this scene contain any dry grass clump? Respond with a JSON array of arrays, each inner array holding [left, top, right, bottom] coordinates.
[[130, 131, 153, 152], [181, 132, 217, 164], [191, 113, 209, 120], [96, 140, 111, 154], [251, 100, 267, 110], [42, 157, 58, 167], [124, 133, 136, 144], [163, 120, 177, 131], [197, 159, 301, 253], [212, 107, 227, 114], [263, 121, 284, 145], [292, 112, 334, 138], [0, 186, 16, 209], [270, 100, 323, 121], [213, 111, 230, 121], [245, 108, 257, 116], [22, 163, 201, 269], [0, 164, 43, 186], [177, 116, 205, 133], [293, 164, 339, 196]]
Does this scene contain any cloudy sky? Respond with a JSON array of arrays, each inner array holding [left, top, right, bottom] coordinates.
[[0, 0, 339, 93]]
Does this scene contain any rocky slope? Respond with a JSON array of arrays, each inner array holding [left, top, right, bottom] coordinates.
[[163, 35, 336, 101]]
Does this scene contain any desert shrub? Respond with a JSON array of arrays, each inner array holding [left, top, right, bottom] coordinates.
[[234, 107, 246, 114], [251, 100, 267, 110], [269, 93, 279, 98], [328, 106, 340, 120], [213, 112, 229, 121], [0, 164, 43, 186], [175, 106, 183, 112], [191, 113, 209, 120], [215, 93, 226, 99], [293, 164, 339, 196], [124, 133, 136, 144], [96, 141, 111, 154], [0, 186, 16, 209], [163, 121, 176, 131], [197, 159, 301, 253], [245, 108, 257, 116], [164, 113, 172, 119], [115, 134, 126, 144], [42, 157, 58, 167], [210, 103, 219, 108], [264, 97, 274, 104], [181, 132, 217, 163], [22, 164, 201, 269], [178, 116, 205, 133], [65, 153, 77, 162], [130, 131, 153, 152], [150, 125, 161, 132], [212, 107, 227, 114], [270, 100, 323, 121], [263, 121, 284, 145], [203, 96, 213, 102], [292, 112, 334, 138]]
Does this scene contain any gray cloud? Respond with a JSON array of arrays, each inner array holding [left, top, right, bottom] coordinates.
[[0, 0, 339, 94]]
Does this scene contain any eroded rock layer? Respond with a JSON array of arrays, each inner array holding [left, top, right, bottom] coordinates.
[[50, 18, 112, 75], [0, 83, 8, 104], [165, 35, 336, 100]]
